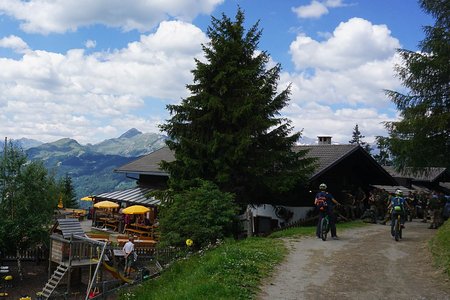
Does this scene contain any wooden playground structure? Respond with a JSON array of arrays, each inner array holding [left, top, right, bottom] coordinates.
[[41, 219, 163, 299]]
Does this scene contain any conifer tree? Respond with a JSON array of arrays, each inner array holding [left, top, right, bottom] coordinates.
[[160, 9, 314, 204], [349, 124, 371, 152], [384, 0, 450, 169], [373, 136, 393, 166], [59, 174, 78, 208]]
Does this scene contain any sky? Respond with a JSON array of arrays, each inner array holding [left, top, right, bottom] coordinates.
[[0, 0, 434, 145]]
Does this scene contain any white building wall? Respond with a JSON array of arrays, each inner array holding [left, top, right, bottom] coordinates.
[[249, 204, 313, 227]]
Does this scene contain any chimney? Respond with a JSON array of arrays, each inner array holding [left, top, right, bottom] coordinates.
[[318, 136, 332, 145]]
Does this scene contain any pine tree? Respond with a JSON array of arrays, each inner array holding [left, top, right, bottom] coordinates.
[[373, 136, 393, 166], [59, 174, 78, 208], [384, 0, 450, 169], [349, 124, 371, 152], [160, 9, 315, 204]]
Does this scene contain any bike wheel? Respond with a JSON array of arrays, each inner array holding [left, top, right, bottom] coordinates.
[[321, 218, 328, 241], [394, 218, 400, 241]]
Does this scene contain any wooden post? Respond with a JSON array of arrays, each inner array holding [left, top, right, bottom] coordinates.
[[85, 242, 107, 300], [48, 236, 53, 279], [67, 235, 73, 294], [246, 206, 253, 237]]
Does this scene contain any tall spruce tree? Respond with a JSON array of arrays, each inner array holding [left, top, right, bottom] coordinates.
[[59, 174, 78, 208], [373, 136, 393, 166], [349, 124, 371, 152], [160, 9, 314, 205], [384, 0, 450, 169]]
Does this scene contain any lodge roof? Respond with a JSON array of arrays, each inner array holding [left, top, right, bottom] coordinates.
[[383, 166, 448, 182], [115, 144, 391, 184], [293, 144, 359, 179], [115, 146, 173, 176], [95, 186, 160, 206]]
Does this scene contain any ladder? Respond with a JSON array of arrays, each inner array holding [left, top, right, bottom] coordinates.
[[41, 264, 68, 299]]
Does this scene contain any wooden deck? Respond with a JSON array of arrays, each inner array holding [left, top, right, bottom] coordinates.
[[59, 258, 105, 267]]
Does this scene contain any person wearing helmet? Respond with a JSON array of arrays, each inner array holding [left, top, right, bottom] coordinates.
[[315, 183, 341, 240], [387, 189, 410, 237]]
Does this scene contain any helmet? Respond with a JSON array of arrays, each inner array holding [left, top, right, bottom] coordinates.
[[319, 183, 327, 190], [395, 189, 403, 196]]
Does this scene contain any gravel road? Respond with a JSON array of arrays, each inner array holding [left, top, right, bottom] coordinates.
[[258, 220, 450, 300]]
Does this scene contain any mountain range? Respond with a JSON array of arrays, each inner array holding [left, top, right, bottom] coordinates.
[[1, 129, 323, 206], [2, 129, 167, 204]]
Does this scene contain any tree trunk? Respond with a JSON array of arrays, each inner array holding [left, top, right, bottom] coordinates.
[[16, 248, 23, 281]]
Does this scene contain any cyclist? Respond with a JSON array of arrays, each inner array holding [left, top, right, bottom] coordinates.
[[315, 183, 341, 240], [388, 189, 410, 237]]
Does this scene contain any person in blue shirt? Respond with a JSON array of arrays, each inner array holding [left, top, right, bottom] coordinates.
[[315, 183, 341, 240], [388, 189, 410, 237]]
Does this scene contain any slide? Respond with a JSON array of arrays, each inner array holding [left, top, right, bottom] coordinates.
[[102, 262, 133, 284]]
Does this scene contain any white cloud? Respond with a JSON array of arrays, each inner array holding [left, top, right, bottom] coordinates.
[[85, 40, 96, 48], [0, 0, 224, 34], [280, 18, 403, 143], [325, 0, 347, 8], [292, 1, 328, 19], [284, 102, 394, 144], [0, 21, 207, 144], [292, 0, 348, 19], [290, 18, 401, 71], [0, 35, 29, 53]]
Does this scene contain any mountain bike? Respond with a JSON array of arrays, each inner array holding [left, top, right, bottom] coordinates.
[[319, 213, 330, 241], [391, 211, 403, 242]]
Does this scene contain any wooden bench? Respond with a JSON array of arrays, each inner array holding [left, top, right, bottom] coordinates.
[[117, 236, 157, 248], [124, 227, 147, 236]]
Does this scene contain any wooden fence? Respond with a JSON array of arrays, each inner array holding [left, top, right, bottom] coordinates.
[[1, 247, 49, 262]]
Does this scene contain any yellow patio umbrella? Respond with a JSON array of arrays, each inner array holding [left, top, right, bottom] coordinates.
[[81, 195, 95, 201], [94, 200, 119, 209], [57, 194, 64, 209], [122, 205, 150, 215]]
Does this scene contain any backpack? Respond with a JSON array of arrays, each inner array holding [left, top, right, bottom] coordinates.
[[316, 194, 328, 211]]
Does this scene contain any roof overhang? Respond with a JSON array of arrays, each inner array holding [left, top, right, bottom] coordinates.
[[95, 186, 161, 206]]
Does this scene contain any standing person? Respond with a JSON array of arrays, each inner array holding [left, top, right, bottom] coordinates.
[[123, 236, 135, 277], [315, 183, 341, 240], [428, 192, 442, 229]]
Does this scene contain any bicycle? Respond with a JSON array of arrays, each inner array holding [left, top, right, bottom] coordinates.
[[319, 213, 330, 241], [391, 208, 403, 242]]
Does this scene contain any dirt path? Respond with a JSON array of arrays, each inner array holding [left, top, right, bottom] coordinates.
[[258, 220, 450, 300]]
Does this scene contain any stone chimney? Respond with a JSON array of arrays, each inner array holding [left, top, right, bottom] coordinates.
[[318, 136, 332, 145]]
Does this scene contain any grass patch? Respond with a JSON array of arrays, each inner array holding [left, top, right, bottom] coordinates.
[[121, 237, 286, 300], [268, 220, 368, 239], [429, 220, 450, 277]]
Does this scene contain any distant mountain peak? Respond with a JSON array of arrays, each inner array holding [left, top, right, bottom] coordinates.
[[119, 128, 142, 139]]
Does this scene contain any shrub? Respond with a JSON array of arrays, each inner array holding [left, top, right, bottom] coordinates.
[[429, 220, 450, 277], [158, 180, 239, 249]]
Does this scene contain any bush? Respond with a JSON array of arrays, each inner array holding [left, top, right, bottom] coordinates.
[[158, 180, 239, 249], [429, 220, 450, 277]]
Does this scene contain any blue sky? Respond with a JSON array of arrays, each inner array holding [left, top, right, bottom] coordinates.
[[0, 0, 434, 145]]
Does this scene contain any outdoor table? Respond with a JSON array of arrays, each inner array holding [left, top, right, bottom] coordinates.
[[124, 224, 149, 236], [104, 218, 119, 231]]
